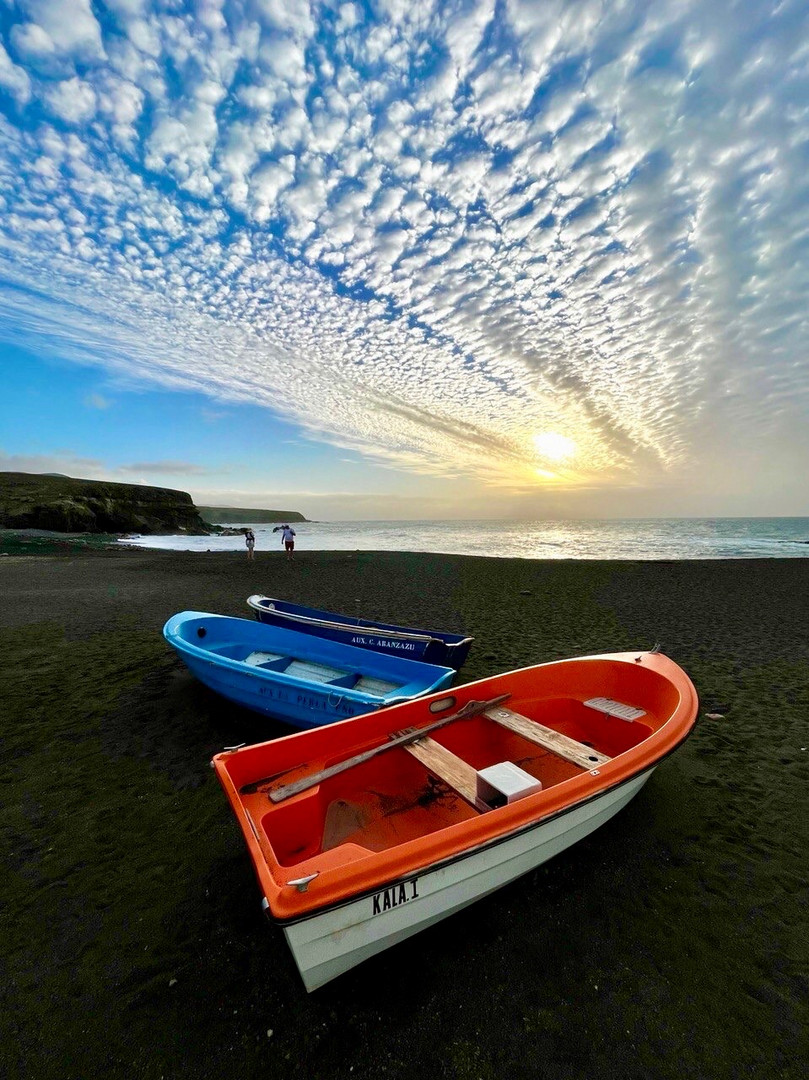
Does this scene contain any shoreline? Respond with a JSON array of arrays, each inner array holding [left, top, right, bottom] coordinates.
[[5, 524, 809, 563], [5, 513, 809, 565], [2, 548, 807, 1079]]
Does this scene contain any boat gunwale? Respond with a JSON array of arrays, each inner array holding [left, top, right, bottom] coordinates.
[[246, 594, 474, 649], [212, 651, 699, 921]]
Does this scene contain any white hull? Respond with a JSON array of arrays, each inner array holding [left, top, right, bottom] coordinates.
[[282, 768, 655, 991]]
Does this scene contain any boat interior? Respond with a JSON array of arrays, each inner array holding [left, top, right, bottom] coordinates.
[[243, 651, 401, 695], [185, 622, 406, 694], [230, 681, 666, 870]]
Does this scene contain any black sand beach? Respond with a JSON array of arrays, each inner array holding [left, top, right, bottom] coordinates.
[[1, 545, 807, 1080]]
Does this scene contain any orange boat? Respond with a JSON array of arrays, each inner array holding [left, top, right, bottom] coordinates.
[[212, 649, 698, 991]]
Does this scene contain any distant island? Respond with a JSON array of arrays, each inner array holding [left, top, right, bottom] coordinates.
[[197, 506, 308, 524]]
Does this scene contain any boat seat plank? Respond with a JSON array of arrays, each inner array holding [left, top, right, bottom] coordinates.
[[284, 659, 349, 683], [245, 651, 286, 668], [354, 675, 401, 695], [584, 697, 646, 721], [403, 735, 481, 809], [485, 706, 611, 769]]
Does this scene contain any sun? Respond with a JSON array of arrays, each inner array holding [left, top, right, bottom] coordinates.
[[532, 432, 576, 462]]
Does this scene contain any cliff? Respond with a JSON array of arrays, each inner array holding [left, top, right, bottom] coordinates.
[[0, 473, 210, 535], [197, 506, 307, 524]]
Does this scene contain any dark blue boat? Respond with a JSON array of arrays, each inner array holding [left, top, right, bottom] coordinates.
[[246, 594, 474, 670], [163, 611, 456, 729]]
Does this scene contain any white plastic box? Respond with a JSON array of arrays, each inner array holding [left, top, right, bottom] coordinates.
[[475, 761, 543, 812]]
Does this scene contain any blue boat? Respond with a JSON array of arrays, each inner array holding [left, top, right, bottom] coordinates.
[[246, 594, 474, 670], [163, 611, 456, 728]]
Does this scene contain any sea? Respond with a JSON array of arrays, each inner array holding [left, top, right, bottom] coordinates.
[[119, 517, 809, 560]]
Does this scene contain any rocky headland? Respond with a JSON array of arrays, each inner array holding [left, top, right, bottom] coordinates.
[[0, 472, 211, 535]]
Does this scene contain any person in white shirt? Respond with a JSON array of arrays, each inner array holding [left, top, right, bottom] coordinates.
[[280, 524, 296, 560]]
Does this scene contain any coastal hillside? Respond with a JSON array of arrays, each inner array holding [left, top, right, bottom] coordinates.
[[197, 506, 307, 524], [0, 472, 210, 535]]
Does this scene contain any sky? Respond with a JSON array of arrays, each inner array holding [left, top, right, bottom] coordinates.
[[1, 0, 808, 521]]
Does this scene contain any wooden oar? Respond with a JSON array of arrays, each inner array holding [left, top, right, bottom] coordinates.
[[267, 692, 511, 803]]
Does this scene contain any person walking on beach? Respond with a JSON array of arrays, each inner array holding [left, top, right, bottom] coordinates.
[[245, 528, 256, 561], [280, 524, 296, 561]]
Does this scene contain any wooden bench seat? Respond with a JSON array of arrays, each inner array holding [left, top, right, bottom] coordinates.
[[484, 705, 611, 769], [403, 735, 480, 808]]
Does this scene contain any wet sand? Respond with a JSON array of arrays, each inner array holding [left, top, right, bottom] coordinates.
[[1, 545, 807, 1079]]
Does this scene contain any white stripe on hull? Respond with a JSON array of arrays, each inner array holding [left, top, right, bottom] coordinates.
[[283, 768, 654, 991]]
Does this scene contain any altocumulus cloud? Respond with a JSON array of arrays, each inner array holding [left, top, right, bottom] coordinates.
[[1, 0, 809, 497]]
